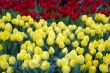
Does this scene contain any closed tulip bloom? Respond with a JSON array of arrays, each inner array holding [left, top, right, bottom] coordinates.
[[77, 55, 84, 64], [34, 46, 42, 55], [99, 64, 108, 73], [41, 51, 49, 60], [69, 33, 75, 40], [41, 61, 50, 71], [77, 32, 84, 40], [72, 41, 79, 48], [56, 59, 62, 67], [36, 38, 44, 46], [48, 47, 55, 55], [76, 47, 84, 55], [47, 31, 56, 45], [92, 60, 99, 67], [70, 59, 77, 67], [81, 39, 88, 47], [81, 15, 87, 22], [29, 59, 39, 69], [17, 53, 24, 60], [98, 44, 105, 52], [62, 47, 68, 54], [9, 56, 16, 65], [0, 61, 9, 70], [84, 27, 91, 34], [6, 67, 14, 73], [62, 65, 71, 73], [96, 52, 103, 59], [0, 44, 3, 51], [22, 60, 29, 69], [65, 39, 71, 45], [89, 66, 96, 73], [80, 64, 86, 71], [85, 61, 92, 69], [90, 48, 96, 55], [5, 23, 12, 32], [19, 20, 24, 26], [85, 53, 92, 62]]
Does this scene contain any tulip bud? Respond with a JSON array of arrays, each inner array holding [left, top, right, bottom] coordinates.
[[48, 47, 55, 55], [41, 51, 49, 60], [41, 61, 50, 71], [9, 56, 16, 65]]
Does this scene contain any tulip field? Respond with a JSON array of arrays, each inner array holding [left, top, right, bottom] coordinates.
[[0, 0, 110, 73]]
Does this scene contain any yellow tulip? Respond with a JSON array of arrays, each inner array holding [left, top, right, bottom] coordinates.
[[84, 27, 91, 34], [76, 47, 84, 55], [81, 15, 87, 22], [70, 59, 77, 67], [98, 44, 105, 52], [77, 55, 84, 64], [19, 20, 24, 26], [27, 27, 33, 33], [85, 61, 92, 69], [29, 59, 39, 69], [0, 44, 3, 52], [69, 33, 74, 40], [92, 60, 99, 67], [90, 48, 96, 55], [65, 39, 71, 45], [48, 47, 55, 55], [5, 23, 12, 32], [36, 38, 44, 47], [72, 41, 79, 48], [85, 53, 92, 62], [47, 31, 55, 45], [62, 47, 68, 54], [22, 60, 29, 69], [0, 61, 9, 70], [99, 63, 108, 73], [80, 64, 86, 71], [61, 58, 69, 66], [17, 53, 24, 60], [41, 51, 49, 60], [41, 61, 50, 71], [56, 59, 62, 67], [96, 52, 103, 59], [34, 46, 42, 55], [9, 56, 16, 65], [6, 67, 14, 73], [24, 53, 31, 60], [62, 65, 71, 73], [89, 66, 96, 73], [77, 32, 84, 40]]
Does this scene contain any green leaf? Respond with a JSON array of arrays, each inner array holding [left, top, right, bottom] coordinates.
[[96, 6, 103, 11], [106, 6, 110, 10], [71, 64, 80, 73], [45, 64, 56, 73]]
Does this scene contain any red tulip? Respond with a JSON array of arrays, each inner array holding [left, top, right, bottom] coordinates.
[[52, 13, 59, 20], [30, 12, 37, 18]]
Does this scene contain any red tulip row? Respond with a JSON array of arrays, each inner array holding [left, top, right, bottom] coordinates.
[[0, 0, 110, 21]]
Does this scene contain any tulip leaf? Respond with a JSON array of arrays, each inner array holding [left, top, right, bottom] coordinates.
[[97, 6, 103, 11], [106, 6, 110, 10], [71, 64, 80, 73], [45, 64, 56, 73]]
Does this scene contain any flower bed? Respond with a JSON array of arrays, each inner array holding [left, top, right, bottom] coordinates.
[[0, 12, 110, 73]]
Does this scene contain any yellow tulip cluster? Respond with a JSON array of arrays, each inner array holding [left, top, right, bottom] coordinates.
[[0, 55, 15, 73], [56, 50, 84, 73], [95, 13, 109, 23], [17, 41, 50, 70], [0, 12, 110, 73], [11, 15, 36, 28]]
